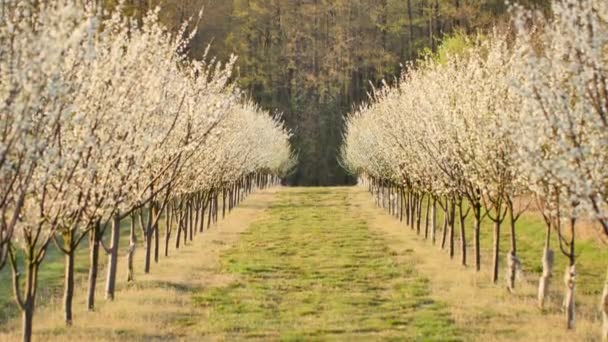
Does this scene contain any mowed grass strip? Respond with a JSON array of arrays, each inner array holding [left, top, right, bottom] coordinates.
[[192, 188, 460, 341]]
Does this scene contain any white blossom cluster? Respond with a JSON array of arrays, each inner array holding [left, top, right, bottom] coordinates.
[[0, 1, 293, 260], [343, 0, 608, 240], [513, 0, 608, 234], [342, 0, 608, 333], [343, 33, 523, 213]]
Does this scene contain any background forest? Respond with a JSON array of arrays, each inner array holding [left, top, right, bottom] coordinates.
[[110, 0, 549, 185]]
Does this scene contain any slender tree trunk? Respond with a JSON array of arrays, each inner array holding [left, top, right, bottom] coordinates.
[[16, 257, 40, 342], [459, 202, 467, 266], [127, 214, 137, 281], [193, 202, 200, 236], [492, 220, 501, 283], [403, 190, 408, 223], [63, 234, 75, 325], [87, 222, 100, 311], [207, 196, 213, 229], [144, 203, 154, 272], [376, 180, 381, 207], [564, 220, 576, 330], [189, 202, 194, 241], [424, 195, 431, 239], [564, 264, 576, 329], [400, 188, 404, 222], [199, 202, 206, 233], [410, 194, 416, 229], [538, 223, 553, 309], [473, 205, 481, 271], [416, 196, 423, 235], [105, 213, 121, 300], [22, 300, 34, 342], [175, 216, 182, 249], [431, 198, 437, 244], [229, 188, 234, 212], [507, 203, 519, 292], [449, 201, 455, 259], [388, 185, 392, 214], [394, 187, 399, 217], [441, 206, 448, 249], [214, 194, 219, 224], [222, 189, 227, 218], [143, 226, 152, 274], [184, 211, 190, 244], [164, 203, 172, 257], [153, 221, 159, 263]]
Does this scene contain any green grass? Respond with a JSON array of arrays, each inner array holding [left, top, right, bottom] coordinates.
[[385, 192, 608, 315], [191, 188, 460, 340], [0, 219, 133, 325]]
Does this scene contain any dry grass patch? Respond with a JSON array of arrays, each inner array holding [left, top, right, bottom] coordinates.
[[354, 186, 604, 341], [0, 189, 278, 341]]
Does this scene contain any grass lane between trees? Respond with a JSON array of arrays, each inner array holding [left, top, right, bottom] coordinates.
[[190, 188, 459, 340], [1, 187, 605, 341]]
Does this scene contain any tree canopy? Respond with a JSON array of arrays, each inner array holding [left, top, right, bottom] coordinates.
[[112, 0, 549, 185]]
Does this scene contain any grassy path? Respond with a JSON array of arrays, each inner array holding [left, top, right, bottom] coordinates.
[[2, 186, 603, 341], [190, 188, 458, 340]]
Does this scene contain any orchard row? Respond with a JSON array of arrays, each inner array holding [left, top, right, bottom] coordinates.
[[0, 2, 294, 341], [342, 0, 608, 339]]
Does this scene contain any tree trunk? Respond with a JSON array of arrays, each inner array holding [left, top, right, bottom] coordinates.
[[22, 301, 34, 342], [601, 266, 608, 341], [153, 221, 159, 263], [215, 194, 219, 223], [87, 222, 100, 311], [424, 195, 430, 239], [416, 196, 423, 235], [538, 225, 554, 309], [19, 259, 39, 342], [388, 185, 392, 214], [105, 213, 121, 300], [229, 188, 234, 212], [449, 201, 455, 259], [400, 188, 404, 222], [222, 189, 227, 218], [207, 196, 213, 229], [473, 206, 481, 271], [127, 214, 137, 282], [492, 220, 501, 283], [188, 202, 194, 241], [563, 264, 576, 329], [142, 202, 154, 274], [199, 202, 206, 233], [441, 208, 448, 249], [184, 212, 189, 244], [175, 216, 182, 249], [164, 202, 172, 257], [411, 194, 417, 230], [63, 235, 75, 325], [563, 220, 576, 329], [193, 202, 200, 236], [376, 180, 381, 207], [431, 198, 437, 244], [143, 226, 152, 274], [507, 204, 519, 292], [459, 202, 467, 266]]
